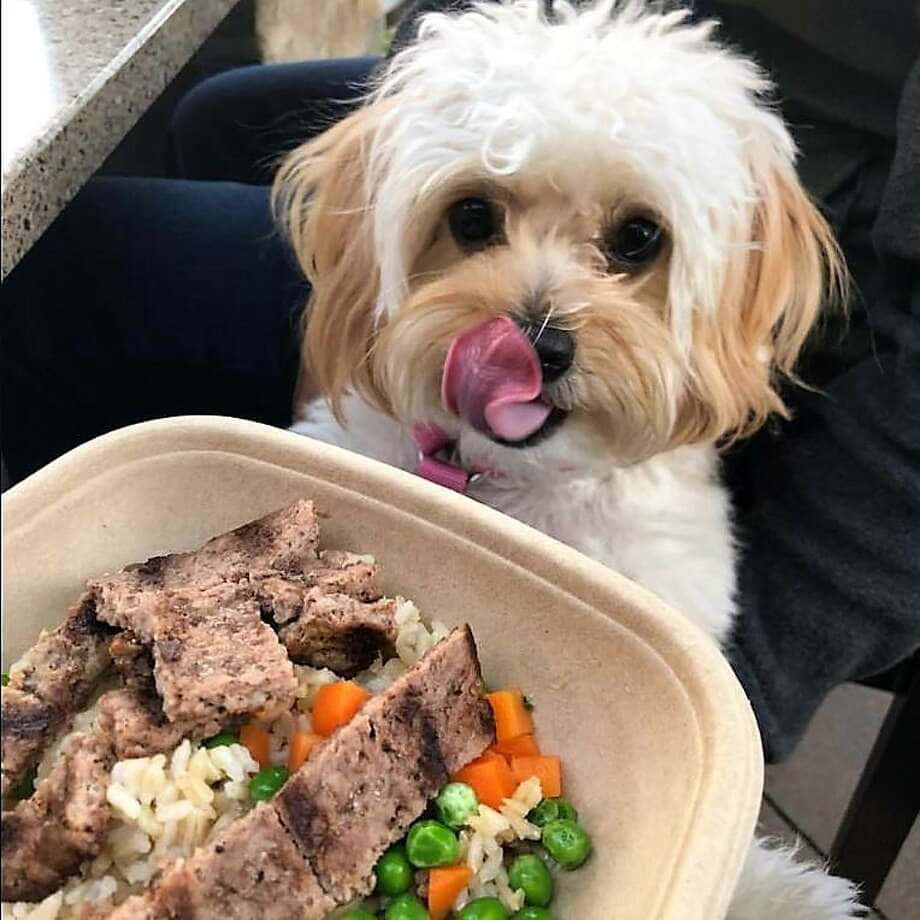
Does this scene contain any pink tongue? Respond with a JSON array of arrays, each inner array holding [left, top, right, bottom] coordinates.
[[441, 316, 552, 442]]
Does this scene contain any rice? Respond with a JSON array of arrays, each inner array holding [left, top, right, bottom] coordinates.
[[454, 776, 545, 913], [2, 595, 451, 920]]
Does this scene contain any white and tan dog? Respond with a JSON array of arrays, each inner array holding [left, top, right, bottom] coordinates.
[[275, 2, 860, 916]]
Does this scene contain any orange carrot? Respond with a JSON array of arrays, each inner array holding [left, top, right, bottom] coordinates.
[[428, 865, 473, 920], [239, 722, 271, 768], [490, 733, 541, 758], [311, 681, 371, 737], [485, 689, 534, 743], [454, 754, 516, 809], [509, 755, 562, 798], [287, 731, 322, 772]]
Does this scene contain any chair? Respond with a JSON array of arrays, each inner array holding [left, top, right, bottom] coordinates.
[[829, 652, 920, 904]]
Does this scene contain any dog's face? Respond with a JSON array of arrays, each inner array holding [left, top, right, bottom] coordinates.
[[275, 0, 844, 475]]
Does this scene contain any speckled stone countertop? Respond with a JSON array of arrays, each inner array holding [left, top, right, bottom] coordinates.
[[1, 0, 240, 279]]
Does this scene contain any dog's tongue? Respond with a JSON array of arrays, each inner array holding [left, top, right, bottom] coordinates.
[[441, 316, 552, 442]]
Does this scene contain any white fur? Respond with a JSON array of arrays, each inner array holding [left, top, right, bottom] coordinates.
[[289, 2, 863, 917]]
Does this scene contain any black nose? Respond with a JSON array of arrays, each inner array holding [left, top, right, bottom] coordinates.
[[515, 317, 575, 382]]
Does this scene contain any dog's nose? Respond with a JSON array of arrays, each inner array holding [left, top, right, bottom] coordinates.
[[515, 317, 575, 382]]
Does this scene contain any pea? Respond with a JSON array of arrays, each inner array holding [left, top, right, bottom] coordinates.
[[203, 731, 238, 749], [339, 910, 377, 920], [456, 898, 509, 920], [10, 765, 37, 800], [248, 765, 289, 801], [435, 782, 479, 829], [541, 818, 592, 869], [375, 845, 413, 896], [527, 798, 578, 828], [508, 854, 553, 907], [405, 819, 459, 868], [511, 909, 551, 920], [384, 892, 430, 920], [1, 673, 9, 687]]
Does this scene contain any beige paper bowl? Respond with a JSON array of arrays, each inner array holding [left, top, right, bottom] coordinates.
[[2, 416, 762, 919]]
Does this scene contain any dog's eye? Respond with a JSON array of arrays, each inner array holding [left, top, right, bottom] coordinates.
[[448, 197, 500, 250], [606, 217, 663, 268]]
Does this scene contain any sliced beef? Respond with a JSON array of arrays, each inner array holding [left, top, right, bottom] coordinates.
[[105, 805, 335, 920], [149, 585, 298, 728], [2, 593, 114, 796], [278, 593, 398, 675], [96, 689, 203, 760], [91, 501, 321, 619], [1, 733, 115, 902], [109, 632, 157, 695], [1, 687, 59, 799], [276, 626, 494, 906]]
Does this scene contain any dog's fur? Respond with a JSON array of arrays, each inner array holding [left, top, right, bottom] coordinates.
[[274, 2, 861, 916]]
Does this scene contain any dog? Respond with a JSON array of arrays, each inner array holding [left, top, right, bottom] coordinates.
[[274, 2, 861, 917]]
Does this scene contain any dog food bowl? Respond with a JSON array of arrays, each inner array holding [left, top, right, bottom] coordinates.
[[2, 416, 762, 919]]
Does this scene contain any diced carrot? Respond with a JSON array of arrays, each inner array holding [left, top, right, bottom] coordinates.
[[311, 681, 371, 737], [490, 733, 541, 758], [287, 731, 322, 773], [485, 689, 534, 743], [239, 722, 271, 768], [453, 754, 516, 809], [509, 755, 562, 798], [428, 865, 473, 920]]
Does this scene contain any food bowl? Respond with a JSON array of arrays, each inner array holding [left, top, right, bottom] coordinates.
[[1, 416, 762, 919]]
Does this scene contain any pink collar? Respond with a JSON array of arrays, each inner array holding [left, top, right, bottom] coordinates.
[[413, 424, 492, 493]]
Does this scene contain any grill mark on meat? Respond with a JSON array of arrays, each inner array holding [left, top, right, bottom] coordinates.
[[2, 593, 114, 796], [1, 733, 115, 902]]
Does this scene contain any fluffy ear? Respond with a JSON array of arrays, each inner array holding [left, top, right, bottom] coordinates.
[[676, 167, 847, 446], [272, 105, 390, 421]]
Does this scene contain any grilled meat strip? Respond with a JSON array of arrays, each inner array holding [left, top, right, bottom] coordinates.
[[1, 733, 115, 902]]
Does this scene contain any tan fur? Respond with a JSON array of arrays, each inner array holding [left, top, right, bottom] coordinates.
[[275, 107, 845, 461], [272, 108, 390, 421], [256, 0, 384, 62], [674, 168, 847, 448]]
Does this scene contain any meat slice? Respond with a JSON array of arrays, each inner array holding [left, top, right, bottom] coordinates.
[[91, 501, 322, 615], [108, 632, 157, 695], [1, 687, 59, 799], [1, 733, 115, 902], [278, 593, 398, 675], [1, 593, 114, 796], [256, 551, 381, 626], [275, 626, 494, 906], [96, 689, 201, 760]]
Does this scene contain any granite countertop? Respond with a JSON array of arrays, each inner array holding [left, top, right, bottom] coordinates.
[[1, 0, 240, 279]]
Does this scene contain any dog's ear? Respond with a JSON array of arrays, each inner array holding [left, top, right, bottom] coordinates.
[[675, 167, 847, 446], [273, 105, 390, 422]]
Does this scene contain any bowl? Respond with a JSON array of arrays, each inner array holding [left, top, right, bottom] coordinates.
[[1, 416, 762, 919]]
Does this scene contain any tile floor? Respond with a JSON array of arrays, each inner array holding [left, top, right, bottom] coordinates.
[[756, 683, 918, 919]]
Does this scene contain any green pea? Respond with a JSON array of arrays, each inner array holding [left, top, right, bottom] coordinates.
[[435, 782, 479, 829], [203, 731, 238, 749], [339, 910, 377, 920], [10, 765, 37, 800], [375, 845, 413, 896], [511, 909, 551, 920], [384, 892, 430, 920], [527, 798, 578, 828], [541, 818, 592, 869], [456, 897, 509, 920], [1, 673, 9, 687], [405, 819, 459, 868], [508, 854, 553, 907], [248, 765, 289, 801]]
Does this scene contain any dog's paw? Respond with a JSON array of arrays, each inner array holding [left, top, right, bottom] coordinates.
[[727, 836, 865, 920]]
